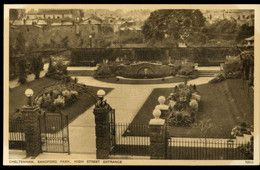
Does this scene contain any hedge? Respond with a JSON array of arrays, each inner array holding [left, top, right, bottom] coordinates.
[[70, 47, 240, 66]]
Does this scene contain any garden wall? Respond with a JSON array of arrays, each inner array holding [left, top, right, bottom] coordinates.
[[70, 47, 240, 66]]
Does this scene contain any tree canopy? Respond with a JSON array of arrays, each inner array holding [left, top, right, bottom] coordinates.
[[236, 23, 254, 41], [142, 9, 206, 47]]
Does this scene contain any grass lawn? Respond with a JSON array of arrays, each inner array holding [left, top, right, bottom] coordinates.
[[9, 77, 113, 124], [128, 79, 253, 138], [95, 76, 188, 84]]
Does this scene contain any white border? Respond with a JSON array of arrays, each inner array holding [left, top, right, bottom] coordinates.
[[3, 4, 260, 165]]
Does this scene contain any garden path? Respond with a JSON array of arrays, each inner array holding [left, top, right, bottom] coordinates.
[[68, 76, 214, 154]]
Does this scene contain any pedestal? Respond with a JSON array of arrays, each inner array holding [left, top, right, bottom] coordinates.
[[21, 106, 41, 158], [149, 118, 167, 159], [93, 106, 111, 159]]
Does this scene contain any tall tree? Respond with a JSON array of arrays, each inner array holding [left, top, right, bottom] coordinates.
[[9, 9, 19, 20], [15, 32, 26, 54], [142, 9, 206, 46], [236, 23, 254, 41]]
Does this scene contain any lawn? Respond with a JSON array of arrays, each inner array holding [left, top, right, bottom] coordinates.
[[95, 76, 188, 84], [128, 79, 253, 138], [9, 77, 113, 124]]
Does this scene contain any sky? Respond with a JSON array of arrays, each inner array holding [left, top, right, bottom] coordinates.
[[11, 4, 257, 13]]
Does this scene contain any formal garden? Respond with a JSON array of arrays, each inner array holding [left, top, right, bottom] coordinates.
[[127, 78, 253, 139], [10, 57, 113, 124]]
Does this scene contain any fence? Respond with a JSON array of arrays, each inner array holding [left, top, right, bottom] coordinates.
[[110, 123, 150, 156], [167, 138, 248, 160], [9, 120, 25, 150], [108, 123, 250, 160]]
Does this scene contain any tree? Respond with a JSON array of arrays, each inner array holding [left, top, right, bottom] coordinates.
[[15, 32, 26, 54], [9, 9, 19, 20], [31, 55, 44, 79], [18, 57, 27, 84], [61, 36, 69, 48], [236, 23, 254, 42], [142, 9, 206, 46]]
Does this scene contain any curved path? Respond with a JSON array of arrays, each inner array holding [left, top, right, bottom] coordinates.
[[68, 76, 214, 154]]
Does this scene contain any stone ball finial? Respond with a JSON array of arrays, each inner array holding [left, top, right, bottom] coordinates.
[[158, 96, 166, 105], [153, 109, 161, 119]]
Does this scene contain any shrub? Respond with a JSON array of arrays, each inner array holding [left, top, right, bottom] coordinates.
[[191, 92, 201, 102], [231, 122, 253, 137], [36, 89, 79, 112], [167, 83, 200, 126], [209, 73, 226, 83], [168, 111, 193, 127], [189, 99, 199, 111]]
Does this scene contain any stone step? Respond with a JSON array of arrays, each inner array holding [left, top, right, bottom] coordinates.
[[197, 70, 221, 77]]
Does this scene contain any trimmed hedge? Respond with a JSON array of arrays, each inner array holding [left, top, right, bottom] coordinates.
[[70, 47, 240, 66]]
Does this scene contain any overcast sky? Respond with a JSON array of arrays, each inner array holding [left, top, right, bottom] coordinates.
[[8, 4, 255, 13]]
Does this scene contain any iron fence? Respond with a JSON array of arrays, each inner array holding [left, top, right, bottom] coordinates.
[[167, 138, 249, 160], [9, 120, 25, 150], [110, 123, 150, 156]]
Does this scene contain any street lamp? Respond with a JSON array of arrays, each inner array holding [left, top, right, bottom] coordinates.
[[89, 35, 92, 48], [25, 88, 34, 106], [97, 89, 106, 107]]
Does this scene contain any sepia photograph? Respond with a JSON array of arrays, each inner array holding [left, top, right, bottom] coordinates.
[[3, 4, 260, 165]]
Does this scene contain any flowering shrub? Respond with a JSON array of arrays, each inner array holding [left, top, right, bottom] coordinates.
[[45, 58, 74, 83], [191, 92, 201, 102], [167, 83, 200, 126], [189, 99, 199, 111], [168, 111, 193, 127], [231, 122, 253, 138], [36, 89, 79, 112]]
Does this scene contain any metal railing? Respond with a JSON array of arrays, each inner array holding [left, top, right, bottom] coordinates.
[[9, 120, 25, 150], [167, 138, 249, 160], [110, 123, 150, 156]]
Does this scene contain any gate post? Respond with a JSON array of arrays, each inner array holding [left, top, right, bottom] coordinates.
[[93, 89, 112, 159], [21, 104, 41, 158], [149, 109, 167, 159]]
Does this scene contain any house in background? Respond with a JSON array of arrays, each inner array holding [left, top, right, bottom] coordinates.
[[77, 17, 102, 37]]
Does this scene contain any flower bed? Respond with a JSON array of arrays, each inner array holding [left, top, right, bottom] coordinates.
[[36, 89, 79, 112], [167, 82, 201, 127]]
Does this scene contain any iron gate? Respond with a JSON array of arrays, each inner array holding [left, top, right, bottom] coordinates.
[[39, 112, 70, 154], [109, 109, 116, 152]]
